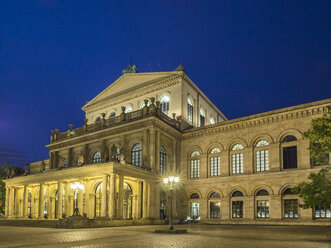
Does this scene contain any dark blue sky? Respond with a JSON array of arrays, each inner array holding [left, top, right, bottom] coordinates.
[[0, 1, 330, 167]]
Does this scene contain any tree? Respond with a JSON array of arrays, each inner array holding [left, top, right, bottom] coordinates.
[[293, 105, 331, 209], [293, 167, 331, 208], [303, 105, 331, 165]]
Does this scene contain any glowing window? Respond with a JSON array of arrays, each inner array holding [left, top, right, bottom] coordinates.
[[160, 95, 170, 115]]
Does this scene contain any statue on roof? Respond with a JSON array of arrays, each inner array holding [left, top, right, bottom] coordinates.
[[122, 64, 138, 74]]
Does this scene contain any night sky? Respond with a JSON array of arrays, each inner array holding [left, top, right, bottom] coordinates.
[[0, 1, 330, 168]]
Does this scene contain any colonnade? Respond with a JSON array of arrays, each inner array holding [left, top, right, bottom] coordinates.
[[5, 173, 161, 220]]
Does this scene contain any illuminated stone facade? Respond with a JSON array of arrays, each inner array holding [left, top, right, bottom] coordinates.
[[4, 67, 331, 225]]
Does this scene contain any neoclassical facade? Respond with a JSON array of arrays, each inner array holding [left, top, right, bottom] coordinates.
[[4, 65, 331, 225]]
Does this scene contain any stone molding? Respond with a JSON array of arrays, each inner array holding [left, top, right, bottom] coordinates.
[[183, 100, 330, 139]]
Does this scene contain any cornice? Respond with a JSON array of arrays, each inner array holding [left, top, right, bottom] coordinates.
[[183, 99, 331, 139], [86, 74, 183, 114]]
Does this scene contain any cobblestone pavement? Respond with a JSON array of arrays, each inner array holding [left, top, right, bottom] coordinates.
[[0, 224, 330, 248]]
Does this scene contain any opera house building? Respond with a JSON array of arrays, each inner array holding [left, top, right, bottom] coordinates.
[[4, 65, 331, 226]]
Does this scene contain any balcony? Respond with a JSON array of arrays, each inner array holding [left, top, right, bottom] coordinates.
[[50, 99, 181, 143]]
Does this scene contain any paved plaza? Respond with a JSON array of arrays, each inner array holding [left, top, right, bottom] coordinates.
[[0, 224, 330, 248]]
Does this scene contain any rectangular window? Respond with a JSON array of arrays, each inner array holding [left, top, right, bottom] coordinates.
[[188, 104, 193, 123], [232, 153, 243, 174], [315, 206, 331, 219], [256, 150, 269, 172], [232, 201, 243, 218], [210, 156, 220, 176], [256, 200, 269, 218], [284, 199, 298, 218], [200, 115, 205, 127], [190, 159, 200, 178], [283, 146, 297, 169], [190, 202, 199, 218], [210, 202, 221, 218]]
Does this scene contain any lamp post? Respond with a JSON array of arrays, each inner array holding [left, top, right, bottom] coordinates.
[[70, 182, 84, 216], [163, 176, 179, 230]]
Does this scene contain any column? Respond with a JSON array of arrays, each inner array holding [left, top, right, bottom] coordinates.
[[5, 187, 9, 217], [172, 140, 177, 174], [57, 181, 63, 219], [147, 183, 155, 219], [143, 130, 149, 169], [83, 144, 89, 165], [155, 131, 160, 173], [108, 174, 116, 218], [142, 181, 148, 218], [65, 183, 70, 217], [67, 148, 73, 167], [149, 129, 155, 172], [154, 183, 160, 219], [9, 187, 15, 218], [38, 184, 44, 218], [137, 181, 142, 219], [116, 175, 124, 218], [22, 185, 27, 218], [101, 174, 108, 217]]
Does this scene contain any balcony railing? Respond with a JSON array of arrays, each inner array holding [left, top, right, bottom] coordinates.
[[50, 98, 181, 143]]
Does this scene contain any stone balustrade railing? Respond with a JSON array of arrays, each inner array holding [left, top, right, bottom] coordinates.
[[50, 98, 181, 143]]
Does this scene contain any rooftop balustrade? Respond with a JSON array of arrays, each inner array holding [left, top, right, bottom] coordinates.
[[50, 98, 181, 143]]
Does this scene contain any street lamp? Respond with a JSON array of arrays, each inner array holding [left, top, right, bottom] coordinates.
[[163, 176, 179, 230], [70, 182, 84, 216]]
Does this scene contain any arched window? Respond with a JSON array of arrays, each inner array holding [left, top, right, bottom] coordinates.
[[140, 101, 150, 109], [93, 152, 101, 163], [109, 112, 116, 118], [159, 146, 166, 175], [282, 135, 297, 142], [255, 140, 269, 172], [210, 117, 215, 125], [282, 135, 298, 169], [123, 183, 133, 219], [231, 190, 243, 219], [209, 192, 221, 218], [124, 106, 132, 113], [210, 147, 221, 176], [63, 158, 68, 168], [95, 116, 101, 123], [160, 95, 170, 115], [160, 191, 167, 220], [200, 108, 205, 127], [187, 98, 194, 123], [116, 147, 121, 161], [190, 151, 200, 178], [231, 144, 244, 174], [282, 188, 298, 218], [95, 183, 102, 217], [27, 189, 32, 218], [131, 143, 142, 167], [256, 189, 269, 196], [190, 193, 200, 199], [256, 189, 269, 219]]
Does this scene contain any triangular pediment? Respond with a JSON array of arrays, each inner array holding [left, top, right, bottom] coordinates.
[[83, 72, 180, 110]]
